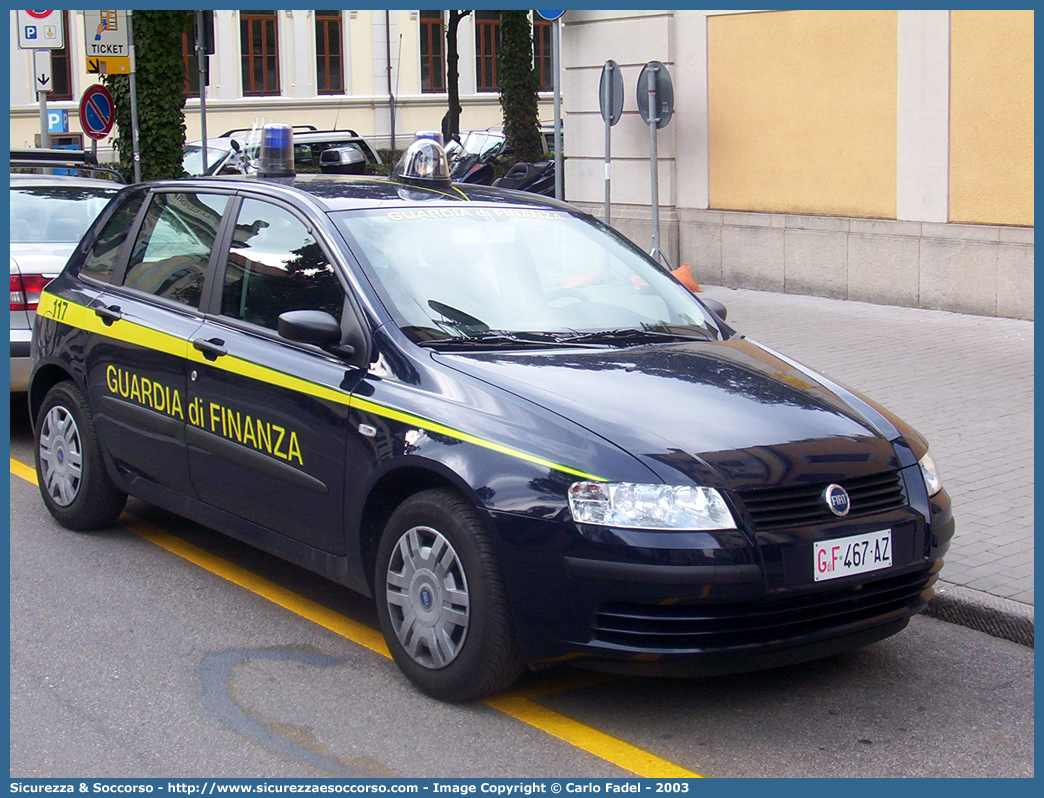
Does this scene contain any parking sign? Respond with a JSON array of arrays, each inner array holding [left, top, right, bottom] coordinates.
[[17, 9, 64, 49]]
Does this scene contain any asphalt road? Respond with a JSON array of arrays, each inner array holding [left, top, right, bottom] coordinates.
[[8, 403, 1034, 778]]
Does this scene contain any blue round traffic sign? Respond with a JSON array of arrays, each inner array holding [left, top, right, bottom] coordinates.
[[79, 84, 114, 140], [536, 10, 565, 21]]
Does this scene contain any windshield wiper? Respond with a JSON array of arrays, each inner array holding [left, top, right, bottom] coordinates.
[[554, 327, 712, 346], [427, 300, 489, 331], [415, 330, 604, 351]]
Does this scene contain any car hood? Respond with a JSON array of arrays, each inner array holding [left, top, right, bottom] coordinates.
[[9, 242, 77, 275], [434, 337, 906, 490]]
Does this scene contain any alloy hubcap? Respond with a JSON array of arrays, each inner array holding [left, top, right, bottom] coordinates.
[[385, 525, 470, 669], [38, 406, 83, 507]]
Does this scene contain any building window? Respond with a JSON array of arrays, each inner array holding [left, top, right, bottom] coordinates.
[[241, 10, 280, 96], [50, 10, 72, 101], [315, 10, 343, 95], [420, 10, 445, 93], [533, 15, 552, 92], [182, 26, 200, 99], [475, 11, 500, 92]]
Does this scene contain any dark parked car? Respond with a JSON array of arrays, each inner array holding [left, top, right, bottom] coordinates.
[[30, 134, 952, 701], [183, 127, 381, 176]]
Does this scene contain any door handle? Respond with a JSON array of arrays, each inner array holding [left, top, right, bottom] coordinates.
[[192, 337, 227, 361], [93, 304, 122, 325]]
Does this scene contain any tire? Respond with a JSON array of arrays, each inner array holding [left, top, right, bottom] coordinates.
[[35, 380, 127, 531], [374, 488, 525, 701]]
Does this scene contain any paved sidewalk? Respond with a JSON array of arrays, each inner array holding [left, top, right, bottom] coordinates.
[[699, 286, 1034, 640]]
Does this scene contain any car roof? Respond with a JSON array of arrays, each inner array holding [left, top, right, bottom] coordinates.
[[189, 131, 373, 146], [10, 173, 123, 190], [186, 137, 239, 150], [139, 173, 575, 214]]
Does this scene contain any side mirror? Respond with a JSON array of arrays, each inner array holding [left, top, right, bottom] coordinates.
[[277, 310, 344, 348], [230, 139, 242, 153], [701, 298, 728, 322]]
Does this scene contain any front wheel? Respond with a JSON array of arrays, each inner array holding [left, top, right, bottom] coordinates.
[[35, 380, 126, 531], [374, 488, 524, 701]]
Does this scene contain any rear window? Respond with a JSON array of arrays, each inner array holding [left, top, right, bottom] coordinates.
[[123, 192, 229, 308], [79, 192, 145, 285], [10, 184, 118, 244]]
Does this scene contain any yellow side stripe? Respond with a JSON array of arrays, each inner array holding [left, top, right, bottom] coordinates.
[[36, 292, 606, 482], [11, 458, 700, 777]]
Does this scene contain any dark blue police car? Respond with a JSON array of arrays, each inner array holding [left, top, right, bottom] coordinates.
[[29, 129, 953, 701]]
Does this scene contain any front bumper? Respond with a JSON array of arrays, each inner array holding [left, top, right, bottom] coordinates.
[[491, 477, 954, 674]]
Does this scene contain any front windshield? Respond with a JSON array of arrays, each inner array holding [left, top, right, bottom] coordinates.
[[458, 131, 505, 159], [10, 186, 119, 243], [182, 144, 248, 176], [333, 206, 720, 345]]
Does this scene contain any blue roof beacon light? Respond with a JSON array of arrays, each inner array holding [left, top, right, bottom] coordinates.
[[258, 123, 295, 178], [414, 129, 444, 146], [392, 131, 451, 188]]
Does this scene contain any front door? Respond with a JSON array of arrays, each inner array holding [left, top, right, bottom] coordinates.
[[185, 196, 365, 553]]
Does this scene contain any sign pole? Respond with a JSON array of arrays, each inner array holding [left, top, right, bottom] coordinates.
[[598, 60, 623, 228], [603, 63, 613, 225], [552, 17, 562, 200], [37, 53, 50, 149], [127, 13, 141, 182], [647, 65, 660, 262], [196, 11, 208, 167]]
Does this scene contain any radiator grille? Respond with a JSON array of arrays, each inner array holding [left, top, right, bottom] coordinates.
[[736, 470, 906, 531]]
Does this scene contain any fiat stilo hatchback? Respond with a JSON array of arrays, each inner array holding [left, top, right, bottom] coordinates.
[[30, 133, 953, 701]]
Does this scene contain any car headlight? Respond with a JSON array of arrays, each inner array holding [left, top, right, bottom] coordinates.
[[568, 482, 736, 530], [919, 451, 943, 497]]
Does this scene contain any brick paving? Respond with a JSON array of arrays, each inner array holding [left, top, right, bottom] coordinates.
[[700, 285, 1034, 606]]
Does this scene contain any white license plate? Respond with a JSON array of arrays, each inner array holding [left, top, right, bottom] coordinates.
[[813, 529, 892, 582]]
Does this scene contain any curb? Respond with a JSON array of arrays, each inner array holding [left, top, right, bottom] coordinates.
[[924, 580, 1034, 648]]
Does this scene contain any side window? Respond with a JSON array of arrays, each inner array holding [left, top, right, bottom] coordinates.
[[220, 199, 343, 331], [79, 193, 145, 285], [123, 192, 228, 308]]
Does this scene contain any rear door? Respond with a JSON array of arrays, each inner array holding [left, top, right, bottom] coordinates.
[[87, 189, 232, 497], [185, 194, 368, 553]]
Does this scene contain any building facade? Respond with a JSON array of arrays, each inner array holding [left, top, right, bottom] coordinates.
[[11, 9, 1033, 319], [562, 9, 1034, 320], [10, 10, 555, 151]]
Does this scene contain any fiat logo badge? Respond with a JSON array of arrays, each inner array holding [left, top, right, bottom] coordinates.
[[823, 484, 851, 517]]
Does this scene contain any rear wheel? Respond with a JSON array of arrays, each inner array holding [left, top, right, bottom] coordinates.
[[35, 381, 126, 531], [375, 488, 524, 701]]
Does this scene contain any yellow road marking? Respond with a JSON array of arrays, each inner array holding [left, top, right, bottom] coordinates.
[[10, 457, 37, 484], [11, 458, 700, 777], [485, 694, 699, 778]]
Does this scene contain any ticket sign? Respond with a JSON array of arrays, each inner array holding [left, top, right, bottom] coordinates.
[[83, 9, 132, 74], [17, 10, 64, 49]]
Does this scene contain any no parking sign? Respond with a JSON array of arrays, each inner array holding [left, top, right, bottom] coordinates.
[[79, 84, 115, 140]]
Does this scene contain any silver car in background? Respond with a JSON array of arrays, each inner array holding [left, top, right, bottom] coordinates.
[[10, 150, 121, 392]]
